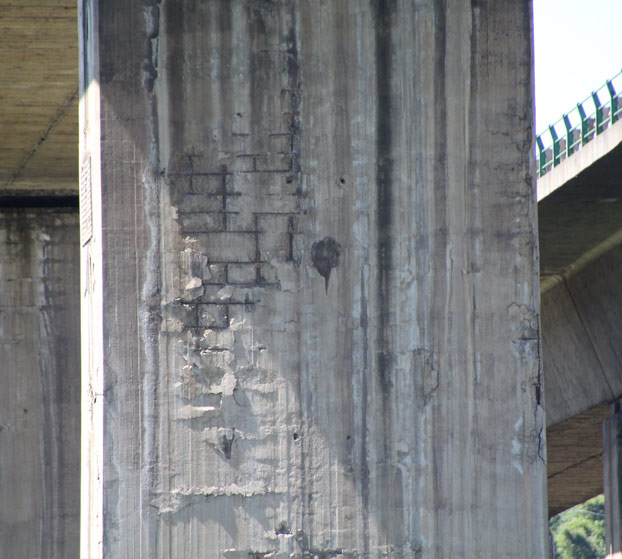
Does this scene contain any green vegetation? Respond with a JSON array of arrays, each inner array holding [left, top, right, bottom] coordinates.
[[550, 495, 606, 559]]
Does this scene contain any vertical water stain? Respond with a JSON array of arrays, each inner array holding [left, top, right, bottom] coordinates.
[[374, 0, 395, 432], [220, 430, 235, 459], [373, 0, 400, 545]]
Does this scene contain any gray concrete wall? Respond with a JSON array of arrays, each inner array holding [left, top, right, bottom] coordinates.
[[0, 208, 80, 558], [81, 1, 547, 557]]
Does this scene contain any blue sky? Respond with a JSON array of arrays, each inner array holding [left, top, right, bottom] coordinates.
[[533, 0, 622, 134]]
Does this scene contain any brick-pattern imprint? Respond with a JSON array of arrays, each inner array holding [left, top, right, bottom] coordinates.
[[159, 34, 306, 475], [156, 14, 310, 527], [167, 84, 304, 331]]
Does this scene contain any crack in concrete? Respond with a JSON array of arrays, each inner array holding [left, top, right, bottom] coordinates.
[[547, 450, 603, 481], [6, 87, 78, 188]]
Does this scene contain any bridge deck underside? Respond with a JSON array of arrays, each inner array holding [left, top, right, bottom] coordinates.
[[0, 1, 78, 196], [546, 404, 609, 517]]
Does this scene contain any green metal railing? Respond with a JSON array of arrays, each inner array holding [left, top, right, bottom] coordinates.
[[536, 69, 622, 178]]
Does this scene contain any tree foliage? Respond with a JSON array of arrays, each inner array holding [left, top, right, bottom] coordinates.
[[550, 495, 605, 559]]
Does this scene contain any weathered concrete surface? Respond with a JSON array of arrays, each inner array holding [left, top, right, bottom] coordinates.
[[81, 1, 547, 557], [0, 208, 80, 557]]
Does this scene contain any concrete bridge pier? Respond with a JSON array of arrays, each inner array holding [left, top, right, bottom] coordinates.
[[0, 206, 80, 558], [80, 1, 548, 557], [604, 401, 622, 558]]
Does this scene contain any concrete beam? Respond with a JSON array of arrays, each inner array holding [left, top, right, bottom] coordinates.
[[81, 1, 547, 557]]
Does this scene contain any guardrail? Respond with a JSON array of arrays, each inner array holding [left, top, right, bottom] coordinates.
[[536, 69, 622, 178]]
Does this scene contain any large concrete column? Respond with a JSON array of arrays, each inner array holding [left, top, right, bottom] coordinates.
[[80, 1, 547, 557], [0, 207, 80, 558], [604, 401, 622, 558]]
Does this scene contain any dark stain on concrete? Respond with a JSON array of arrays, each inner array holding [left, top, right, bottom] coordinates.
[[247, 3, 268, 142], [285, 21, 299, 89], [142, 1, 160, 93], [218, 1, 233, 142], [311, 237, 341, 291], [374, 0, 395, 451], [359, 267, 370, 551], [414, 348, 439, 406], [275, 520, 291, 535], [285, 10, 301, 174], [220, 429, 235, 459], [430, 3, 447, 554], [163, 0, 188, 148]]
